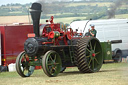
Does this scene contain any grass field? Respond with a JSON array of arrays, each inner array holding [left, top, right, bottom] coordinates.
[[0, 15, 31, 25], [0, 63, 128, 85], [0, 13, 128, 25]]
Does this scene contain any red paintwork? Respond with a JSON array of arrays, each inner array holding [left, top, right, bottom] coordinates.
[[0, 25, 33, 66], [42, 24, 60, 37], [92, 53, 96, 57], [49, 31, 55, 38], [41, 17, 75, 45]]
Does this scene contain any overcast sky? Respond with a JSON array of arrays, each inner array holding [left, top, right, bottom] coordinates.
[[0, 0, 37, 5]]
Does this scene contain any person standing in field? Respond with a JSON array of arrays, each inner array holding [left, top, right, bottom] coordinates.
[[88, 24, 97, 37]]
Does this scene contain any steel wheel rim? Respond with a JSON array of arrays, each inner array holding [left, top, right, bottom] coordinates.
[[86, 39, 102, 72], [45, 51, 61, 76]]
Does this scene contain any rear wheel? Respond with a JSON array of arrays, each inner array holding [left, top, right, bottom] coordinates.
[[113, 53, 122, 63], [16, 51, 35, 77], [76, 37, 103, 73], [42, 50, 62, 77]]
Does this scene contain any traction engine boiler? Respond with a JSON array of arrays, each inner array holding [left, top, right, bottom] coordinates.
[[16, 3, 103, 77]]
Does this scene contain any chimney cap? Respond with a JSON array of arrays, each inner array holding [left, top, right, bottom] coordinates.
[[30, 3, 42, 12]]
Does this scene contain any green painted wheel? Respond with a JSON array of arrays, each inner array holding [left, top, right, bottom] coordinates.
[[16, 51, 35, 77], [42, 50, 62, 77], [76, 37, 103, 73]]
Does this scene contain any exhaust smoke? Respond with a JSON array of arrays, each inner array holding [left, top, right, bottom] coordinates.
[[108, 0, 128, 19]]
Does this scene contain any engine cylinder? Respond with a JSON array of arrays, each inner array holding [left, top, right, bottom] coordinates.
[[49, 31, 60, 38]]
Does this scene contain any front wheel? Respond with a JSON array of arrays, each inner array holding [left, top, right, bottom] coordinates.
[[42, 50, 62, 77], [16, 51, 35, 77]]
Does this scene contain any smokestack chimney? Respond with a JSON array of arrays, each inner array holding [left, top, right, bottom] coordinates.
[[30, 3, 42, 37]]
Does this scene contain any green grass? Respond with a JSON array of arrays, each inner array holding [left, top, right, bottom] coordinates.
[[0, 63, 128, 85]]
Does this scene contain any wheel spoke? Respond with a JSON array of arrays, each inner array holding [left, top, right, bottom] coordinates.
[[54, 54, 56, 61], [49, 56, 54, 62], [90, 42, 92, 50], [86, 48, 91, 53], [52, 67, 55, 72], [48, 63, 53, 66], [24, 55, 26, 62], [55, 63, 59, 65], [50, 67, 53, 74], [94, 42, 96, 51], [92, 59, 94, 70], [86, 56, 90, 58], [88, 59, 92, 66], [48, 63, 60, 66], [54, 67, 57, 72], [95, 51, 100, 55], [23, 67, 26, 73], [94, 57, 99, 64]]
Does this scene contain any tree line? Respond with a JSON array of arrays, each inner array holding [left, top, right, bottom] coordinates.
[[0, 1, 128, 20]]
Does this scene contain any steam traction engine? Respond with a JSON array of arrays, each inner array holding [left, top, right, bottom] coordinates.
[[16, 3, 103, 77]]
